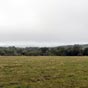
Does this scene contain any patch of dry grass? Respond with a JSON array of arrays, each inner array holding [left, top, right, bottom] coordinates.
[[0, 56, 88, 88]]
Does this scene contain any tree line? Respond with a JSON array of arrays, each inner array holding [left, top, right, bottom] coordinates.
[[0, 45, 88, 56]]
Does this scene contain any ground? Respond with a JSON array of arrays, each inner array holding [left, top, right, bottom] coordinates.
[[0, 56, 88, 88]]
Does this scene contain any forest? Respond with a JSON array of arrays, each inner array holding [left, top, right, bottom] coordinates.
[[0, 44, 88, 56]]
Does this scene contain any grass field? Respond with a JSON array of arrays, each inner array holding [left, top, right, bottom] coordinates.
[[0, 56, 88, 88]]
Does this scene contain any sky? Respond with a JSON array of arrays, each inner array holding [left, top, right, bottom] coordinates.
[[0, 0, 88, 47]]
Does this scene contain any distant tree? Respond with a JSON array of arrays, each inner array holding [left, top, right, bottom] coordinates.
[[0, 49, 6, 55], [65, 47, 73, 56], [40, 47, 49, 56], [72, 45, 83, 56], [56, 47, 66, 56], [83, 48, 88, 56]]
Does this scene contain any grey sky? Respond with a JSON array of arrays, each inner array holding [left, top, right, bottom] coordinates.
[[0, 0, 88, 46]]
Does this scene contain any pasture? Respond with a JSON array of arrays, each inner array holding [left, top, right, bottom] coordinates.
[[0, 56, 88, 88]]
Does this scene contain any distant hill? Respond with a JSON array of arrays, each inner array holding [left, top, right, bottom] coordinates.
[[58, 44, 88, 49]]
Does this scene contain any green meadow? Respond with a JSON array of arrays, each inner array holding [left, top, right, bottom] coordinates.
[[0, 56, 88, 88]]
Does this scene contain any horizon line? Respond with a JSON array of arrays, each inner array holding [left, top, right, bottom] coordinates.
[[0, 41, 87, 47]]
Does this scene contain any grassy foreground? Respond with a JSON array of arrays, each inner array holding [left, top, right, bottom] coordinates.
[[0, 56, 88, 88]]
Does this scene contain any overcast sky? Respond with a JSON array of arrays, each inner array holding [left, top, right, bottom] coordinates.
[[0, 0, 88, 46]]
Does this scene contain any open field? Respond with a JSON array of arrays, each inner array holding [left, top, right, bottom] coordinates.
[[0, 56, 88, 88]]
